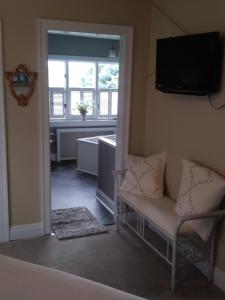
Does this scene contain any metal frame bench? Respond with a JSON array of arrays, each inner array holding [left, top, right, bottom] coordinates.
[[113, 169, 225, 291]]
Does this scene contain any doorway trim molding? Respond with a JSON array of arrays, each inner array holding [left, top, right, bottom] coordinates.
[[37, 19, 133, 234], [0, 20, 9, 242]]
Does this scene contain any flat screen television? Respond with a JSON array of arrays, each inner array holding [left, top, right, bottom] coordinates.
[[156, 32, 223, 95]]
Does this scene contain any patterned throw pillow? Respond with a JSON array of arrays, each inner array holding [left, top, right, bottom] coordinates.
[[119, 151, 167, 199], [175, 159, 225, 240]]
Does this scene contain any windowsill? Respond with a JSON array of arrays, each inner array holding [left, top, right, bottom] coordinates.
[[50, 119, 117, 128]]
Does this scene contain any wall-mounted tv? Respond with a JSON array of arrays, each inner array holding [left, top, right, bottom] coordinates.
[[156, 32, 223, 96]]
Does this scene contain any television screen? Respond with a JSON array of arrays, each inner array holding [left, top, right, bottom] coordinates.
[[156, 32, 223, 95]]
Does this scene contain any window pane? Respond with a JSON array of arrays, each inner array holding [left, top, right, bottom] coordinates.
[[70, 91, 81, 115], [69, 62, 96, 88], [48, 91, 51, 112], [111, 91, 118, 115], [48, 61, 66, 88], [98, 63, 119, 89], [52, 93, 64, 116], [99, 91, 109, 116], [83, 92, 94, 115]]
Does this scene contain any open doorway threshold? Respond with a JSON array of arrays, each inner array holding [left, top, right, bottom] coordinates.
[[51, 160, 115, 226]]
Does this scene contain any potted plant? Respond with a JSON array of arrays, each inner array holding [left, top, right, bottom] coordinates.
[[77, 103, 89, 121]]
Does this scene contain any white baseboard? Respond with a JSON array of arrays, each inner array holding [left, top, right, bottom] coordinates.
[[10, 223, 43, 240], [96, 188, 114, 213], [76, 168, 97, 176], [50, 153, 56, 161], [60, 156, 76, 161], [96, 194, 114, 215], [196, 262, 225, 294]]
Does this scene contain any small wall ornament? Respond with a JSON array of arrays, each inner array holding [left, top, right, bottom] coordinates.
[[5, 64, 38, 107]]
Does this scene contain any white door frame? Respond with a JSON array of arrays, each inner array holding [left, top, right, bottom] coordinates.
[[37, 19, 133, 234], [0, 20, 9, 242]]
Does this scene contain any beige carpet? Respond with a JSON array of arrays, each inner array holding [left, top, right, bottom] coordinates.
[[0, 227, 224, 299]]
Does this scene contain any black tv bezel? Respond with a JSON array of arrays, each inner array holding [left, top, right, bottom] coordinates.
[[155, 32, 223, 96]]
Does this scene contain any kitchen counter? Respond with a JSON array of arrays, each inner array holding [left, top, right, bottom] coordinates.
[[98, 134, 116, 148], [96, 134, 116, 214]]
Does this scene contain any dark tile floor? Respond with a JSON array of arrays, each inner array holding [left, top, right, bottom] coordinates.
[[51, 160, 114, 225]]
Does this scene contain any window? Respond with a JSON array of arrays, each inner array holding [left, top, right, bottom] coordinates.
[[111, 91, 118, 115], [99, 91, 109, 116], [69, 62, 96, 88], [48, 58, 119, 120], [48, 60, 66, 118], [51, 92, 64, 116], [98, 63, 119, 89], [48, 61, 66, 88], [70, 89, 95, 117]]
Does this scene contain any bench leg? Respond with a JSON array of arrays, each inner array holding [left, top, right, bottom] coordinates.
[[171, 239, 177, 291], [116, 198, 121, 232], [117, 213, 120, 232], [208, 235, 216, 283]]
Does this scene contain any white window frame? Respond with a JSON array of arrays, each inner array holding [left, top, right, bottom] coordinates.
[[48, 55, 119, 121], [98, 88, 118, 119], [49, 88, 66, 119], [68, 88, 96, 119], [0, 20, 9, 242]]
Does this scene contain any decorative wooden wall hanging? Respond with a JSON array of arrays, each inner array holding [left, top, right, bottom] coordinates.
[[5, 64, 38, 107]]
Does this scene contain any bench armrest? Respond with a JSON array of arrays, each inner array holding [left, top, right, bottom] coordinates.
[[111, 169, 127, 176], [179, 209, 225, 222], [175, 209, 225, 239]]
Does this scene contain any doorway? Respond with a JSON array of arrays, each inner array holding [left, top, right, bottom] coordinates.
[[0, 20, 9, 242], [38, 19, 133, 235]]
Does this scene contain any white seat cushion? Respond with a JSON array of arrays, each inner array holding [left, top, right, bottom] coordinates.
[[119, 190, 193, 240]]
